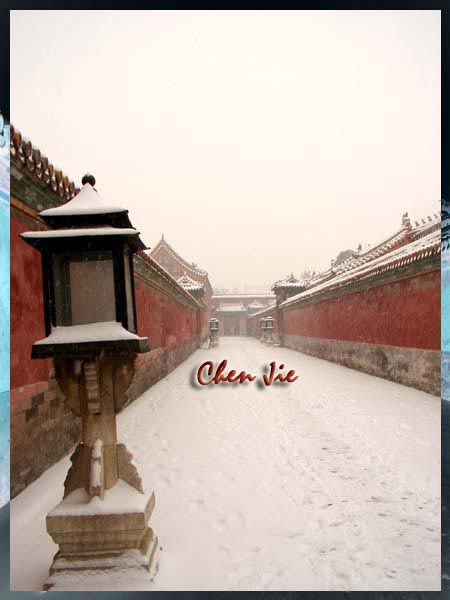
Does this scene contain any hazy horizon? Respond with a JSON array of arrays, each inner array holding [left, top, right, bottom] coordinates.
[[11, 10, 440, 289]]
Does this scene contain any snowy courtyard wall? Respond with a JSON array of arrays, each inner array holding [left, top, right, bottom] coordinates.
[[281, 267, 440, 395], [10, 152, 206, 497]]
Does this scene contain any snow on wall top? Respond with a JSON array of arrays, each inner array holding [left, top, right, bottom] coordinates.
[[34, 321, 147, 346], [40, 183, 127, 217], [282, 228, 440, 309], [307, 212, 440, 289]]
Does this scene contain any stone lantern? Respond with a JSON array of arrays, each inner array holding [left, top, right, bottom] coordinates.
[[260, 317, 267, 343], [21, 175, 159, 588], [265, 316, 274, 345], [209, 317, 219, 347]]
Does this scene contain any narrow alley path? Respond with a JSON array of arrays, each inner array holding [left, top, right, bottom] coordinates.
[[10, 337, 440, 591]]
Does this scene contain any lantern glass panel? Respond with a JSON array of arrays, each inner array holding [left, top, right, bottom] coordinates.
[[52, 250, 116, 326], [124, 252, 136, 333]]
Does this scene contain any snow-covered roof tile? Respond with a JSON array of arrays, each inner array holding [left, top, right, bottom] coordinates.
[[272, 273, 309, 290], [148, 236, 208, 279], [282, 228, 440, 308], [177, 272, 204, 291]]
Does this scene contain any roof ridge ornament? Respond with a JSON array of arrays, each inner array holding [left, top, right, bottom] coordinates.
[[402, 212, 412, 230]]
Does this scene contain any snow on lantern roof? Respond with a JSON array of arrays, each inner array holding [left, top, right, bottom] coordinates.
[[21, 227, 139, 240], [40, 181, 127, 217], [177, 272, 204, 291], [20, 225, 146, 253], [34, 321, 147, 346]]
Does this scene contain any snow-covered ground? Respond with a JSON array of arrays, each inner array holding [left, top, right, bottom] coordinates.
[[10, 337, 440, 591]]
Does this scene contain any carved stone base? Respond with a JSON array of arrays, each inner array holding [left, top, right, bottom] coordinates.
[[45, 479, 158, 589], [44, 528, 159, 590]]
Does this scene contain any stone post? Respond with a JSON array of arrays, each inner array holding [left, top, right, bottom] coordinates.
[[44, 354, 159, 589]]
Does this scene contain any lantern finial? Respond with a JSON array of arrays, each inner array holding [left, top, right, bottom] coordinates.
[[82, 173, 96, 187]]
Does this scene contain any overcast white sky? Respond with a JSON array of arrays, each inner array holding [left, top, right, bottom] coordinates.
[[11, 10, 440, 290]]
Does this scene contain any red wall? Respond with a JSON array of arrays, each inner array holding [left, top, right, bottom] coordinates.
[[282, 270, 440, 350], [11, 211, 52, 389], [134, 277, 198, 350]]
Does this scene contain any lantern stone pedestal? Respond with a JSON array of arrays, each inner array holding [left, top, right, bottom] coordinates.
[[43, 354, 159, 590], [21, 175, 158, 590], [260, 320, 267, 343], [209, 318, 219, 348], [265, 331, 274, 345]]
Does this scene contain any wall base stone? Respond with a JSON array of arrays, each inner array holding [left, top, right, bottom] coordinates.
[[10, 378, 81, 499], [283, 334, 440, 396]]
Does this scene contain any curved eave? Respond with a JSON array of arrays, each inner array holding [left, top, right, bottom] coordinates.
[[21, 229, 147, 253], [40, 211, 133, 231]]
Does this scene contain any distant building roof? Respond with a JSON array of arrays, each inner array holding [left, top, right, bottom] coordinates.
[[247, 300, 267, 309], [215, 302, 247, 313], [213, 293, 275, 300], [247, 302, 277, 319], [149, 235, 208, 278]]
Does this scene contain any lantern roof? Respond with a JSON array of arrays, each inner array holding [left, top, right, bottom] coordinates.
[[32, 321, 149, 359], [40, 181, 126, 217], [22, 175, 146, 252], [21, 226, 145, 252], [39, 176, 136, 231]]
